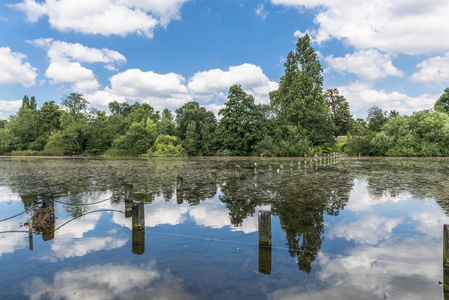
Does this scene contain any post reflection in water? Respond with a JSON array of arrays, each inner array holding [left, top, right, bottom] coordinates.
[[258, 245, 271, 275], [132, 228, 145, 255]]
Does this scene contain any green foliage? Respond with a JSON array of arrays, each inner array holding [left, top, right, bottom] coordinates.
[[126, 102, 159, 125], [61, 93, 89, 119], [372, 111, 449, 157], [112, 122, 154, 155], [103, 148, 137, 157], [215, 84, 266, 155], [35, 101, 62, 138], [184, 121, 199, 155], [108, 101, 132, 117], [1, 107, 38, 151], [367, 105, 388, 132], [434, 88, 449, 114], [11, 150, 42, 156], [44, 131, 80, 155], [269, 34, 335, 145], [146, 135, 186, 157], [346, 132, 377, 156], [158, 109, 176, 136], [254, 125, 309, 156], [347, 110, 449, 157], [175, 102, 216, 155], [324, 88, 353, 136], [350, 118, 369, 136]]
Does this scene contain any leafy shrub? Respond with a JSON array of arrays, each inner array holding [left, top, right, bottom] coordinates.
[[146, 135, 186, 157]]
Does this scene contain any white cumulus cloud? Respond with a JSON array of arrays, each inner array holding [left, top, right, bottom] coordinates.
[[272, 0, 449, 55], [338, 82, 437, 116], [411, 52, 449, 83], [13, 0, 190, 37], [86, 63, 277, 111], [30, 38, 127, 94], [0, 47, 37, 87], [325, 49, 403, 80], [188, 63, 278, 104]]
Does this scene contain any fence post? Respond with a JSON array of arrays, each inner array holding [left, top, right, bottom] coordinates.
[[258, 210, 272, 275], [28, 218, 33, 251], [259, 210, 271, 246], [444, 225, 449, 268], [42, 194, 54, 208], [125, 183, 133, 202], [132, 202, 145, 230]]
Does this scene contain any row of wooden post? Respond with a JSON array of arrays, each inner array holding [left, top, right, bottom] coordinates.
[[235, 154, 345, 179]]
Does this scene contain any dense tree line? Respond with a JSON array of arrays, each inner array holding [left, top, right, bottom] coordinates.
[[346, 88, 449, 156], [1, 35, 448, 157]]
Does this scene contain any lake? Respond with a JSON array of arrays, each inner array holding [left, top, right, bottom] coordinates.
[[1, 156, 448, 299]]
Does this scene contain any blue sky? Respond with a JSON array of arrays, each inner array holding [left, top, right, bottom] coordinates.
[[1, 0, 449, 120]]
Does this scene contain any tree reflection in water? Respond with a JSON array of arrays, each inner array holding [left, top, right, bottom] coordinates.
[[4, 157, 449, 274]]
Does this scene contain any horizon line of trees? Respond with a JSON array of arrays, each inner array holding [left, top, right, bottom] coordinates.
[[1, 35, 448, 157]]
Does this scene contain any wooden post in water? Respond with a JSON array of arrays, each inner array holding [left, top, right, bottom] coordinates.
[[132, 201, 145, 230], [125, 183, 134, 202], [125, 202, 133, 218], [132, 227, 145, 255], [269, 162, 273, 172], [125, 183, 133, 217], [236, 165, 241, 179], [211, 171, 216, 184], [42, 194, 54, 208], [42, 208, 55, 242], [259, 210, 271, 246], [28, 218, 33, 251], [444, 225, 449, 268], [177, 175, 184, 191], [254, 163, 258, 175], [259, 243, 272, 275], [445, 225, 449, 299], [132, 201, 145, 255], [258, 210, 272, 275]]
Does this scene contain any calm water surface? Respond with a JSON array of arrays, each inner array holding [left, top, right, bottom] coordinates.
[[1, 156, 449, 299]]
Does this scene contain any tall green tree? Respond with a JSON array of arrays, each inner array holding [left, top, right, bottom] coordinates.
[[125, 102, 159, 125], [269, 34, 335, 145], [367, 105, 388, 132], [108, 101, 132, 117], [175, 101, 216, 155], [61, 93, 89, 119], [434, 88, 449, 114], [158, 108, 176, 136], [35, 101, 62, 138], [324, 88, 352, 137], [215, 84, 265, 155]]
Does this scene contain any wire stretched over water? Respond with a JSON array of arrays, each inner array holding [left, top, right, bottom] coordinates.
[[0, 211, 26, 223], [53, 209, 124, 232]]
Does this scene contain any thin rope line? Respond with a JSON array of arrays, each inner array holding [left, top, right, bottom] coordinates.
[[0, 211, 26, 222], [53, 209, 124, 232]]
